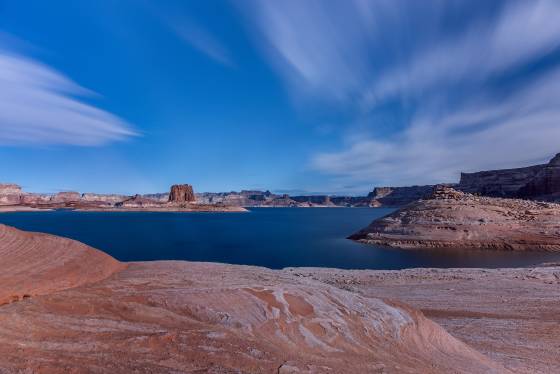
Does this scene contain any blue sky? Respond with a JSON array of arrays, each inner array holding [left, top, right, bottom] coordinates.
[[1, 1, 560, 195]]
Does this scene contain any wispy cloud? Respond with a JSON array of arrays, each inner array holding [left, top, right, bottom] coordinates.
[[0, 49, 136, 146], [170, 21, 233, 67], [243, 0, 560, 189], [242, 0, 372, 101]]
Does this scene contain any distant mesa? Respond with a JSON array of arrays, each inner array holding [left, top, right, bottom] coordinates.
[[0, 184, 23, 205], [169, 184, 195, 203], [457, 153, 560, 200], [2, 152, 560, 211], [115, 194, 162, 208]]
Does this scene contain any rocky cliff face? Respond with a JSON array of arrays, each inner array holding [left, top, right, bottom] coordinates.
[[116, 194, 163, 208], [49, 191, 82, 203], [291, 195, 332, 205], [0, 184, 23, 205], [457, 153, 560, 201], [367, 185, 434, 206], [168, 184, 195, 203], [81, 193, 129, 205], [517, 153, 560, 200], [458, 164, 545, 197]]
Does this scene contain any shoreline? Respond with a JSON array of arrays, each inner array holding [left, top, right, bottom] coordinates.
[[0, 204, 248, 213]]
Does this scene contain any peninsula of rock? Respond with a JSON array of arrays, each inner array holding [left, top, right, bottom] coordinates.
[[350, 185, 560, 251]]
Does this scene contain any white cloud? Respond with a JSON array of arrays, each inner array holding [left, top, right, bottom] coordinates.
[[243, 0, 374, 101], [243, 0, 560, 189], [363, 0, 560, 107], [313, 66, 560, 188], [0, 50, 136, 146]]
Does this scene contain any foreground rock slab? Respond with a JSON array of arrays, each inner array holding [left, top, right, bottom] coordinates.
[[0, 225, 504, 373], [350, 186, 560, 251], [299, 266, 560, 374], [0, 225, 124, 306]]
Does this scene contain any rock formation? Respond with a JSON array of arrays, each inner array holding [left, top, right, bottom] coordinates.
[[457, 153, 560, 201], [0, 184, 23, 205], [350, 185, 560, 251], [81, 193, 129, 205], [168, 184, 195, 203], [0, 225, 505, 373], [291, 195, 333, 205], [458, 164, 545, 197], [49, 191, 82, 203], [367, 185, 434, 206], [115, 194, 163, 208], [517, 153, 560, 200]]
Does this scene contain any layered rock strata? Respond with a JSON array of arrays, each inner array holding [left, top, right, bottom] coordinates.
[[0, 226, 504, 373], [0, 184, 23, 205], [457, 153, 560, 201], [517, 153, 560, 201], [350, 185, 560, 251], [0, 224, 124, 305], [295, 265, 560, 374]]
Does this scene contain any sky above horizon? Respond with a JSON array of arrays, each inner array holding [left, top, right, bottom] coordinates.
[[1, 0, 560, 195]]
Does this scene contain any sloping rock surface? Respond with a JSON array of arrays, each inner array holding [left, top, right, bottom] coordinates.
[[0, 184, 23, 205], [0, 224, 124, 305], [295, 266, 560, 374], [0, 225, 503, 373]]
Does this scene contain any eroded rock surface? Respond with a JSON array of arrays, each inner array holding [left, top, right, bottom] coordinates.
[[350, 186, 560, 251], [0, 224, 124, 305], [0, 226, 504, 373], [300, 266, 560, 374]]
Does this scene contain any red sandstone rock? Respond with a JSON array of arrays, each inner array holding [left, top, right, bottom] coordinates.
[[0, 224, 124, 305], [0, 184, 23, 205], [115, 194, 163, 208], [168, 184, 195, 203]]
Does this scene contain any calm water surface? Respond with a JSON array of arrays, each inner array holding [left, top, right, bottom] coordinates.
[[1, 208, 559, 269]]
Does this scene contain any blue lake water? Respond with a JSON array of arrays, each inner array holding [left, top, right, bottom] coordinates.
[[1, 208, 559, 270]]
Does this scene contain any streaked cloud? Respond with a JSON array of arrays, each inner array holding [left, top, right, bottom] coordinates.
[[0, 49, 136, 146], [242, 0, 560, 189], [170, 21, 233, 67]]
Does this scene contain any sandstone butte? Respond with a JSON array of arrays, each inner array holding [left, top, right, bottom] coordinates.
[[350, 185, 560, 251], [0, 223, 519, 374]]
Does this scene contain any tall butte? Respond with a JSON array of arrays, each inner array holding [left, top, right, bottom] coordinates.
[[168, 184, 195, 203]]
